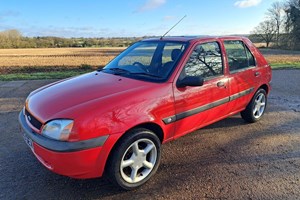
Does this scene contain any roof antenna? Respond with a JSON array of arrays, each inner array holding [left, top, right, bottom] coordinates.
[[160, 15, 187, 40]]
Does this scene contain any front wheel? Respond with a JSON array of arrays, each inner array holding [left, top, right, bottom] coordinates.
[[107, 128, 161, 190], [241, 88, 267, 123]]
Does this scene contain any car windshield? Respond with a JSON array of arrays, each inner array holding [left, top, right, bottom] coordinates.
[[101, 41, 188, 82]]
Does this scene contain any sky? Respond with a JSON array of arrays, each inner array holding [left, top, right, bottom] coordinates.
[[0, 0, 276, 38]]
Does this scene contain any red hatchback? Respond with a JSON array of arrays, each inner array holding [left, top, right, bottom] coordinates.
[[19, 36, 272, 190]]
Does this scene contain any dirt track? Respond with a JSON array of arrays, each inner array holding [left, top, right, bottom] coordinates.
[[0, 70, 300, 200]]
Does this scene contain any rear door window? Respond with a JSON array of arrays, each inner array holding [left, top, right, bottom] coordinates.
[[224, 40, 256, 72]]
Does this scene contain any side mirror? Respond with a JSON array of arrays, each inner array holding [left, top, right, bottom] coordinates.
[[177, 76, 204, 88]]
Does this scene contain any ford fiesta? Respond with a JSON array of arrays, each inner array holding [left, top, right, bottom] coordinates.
[[19, 36, 272, 190]]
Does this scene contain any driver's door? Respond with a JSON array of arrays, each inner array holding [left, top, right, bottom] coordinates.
[[172, 41, 230, 139]]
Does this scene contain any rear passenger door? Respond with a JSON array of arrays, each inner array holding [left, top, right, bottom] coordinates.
[[223, 40, 262, 113]]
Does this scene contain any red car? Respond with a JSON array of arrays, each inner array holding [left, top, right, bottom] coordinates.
[[19, 36, 271, 190]]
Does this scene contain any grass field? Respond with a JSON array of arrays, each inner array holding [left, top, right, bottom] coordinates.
[[0, 47, 299, 80], [259, 48, 300, 69], [0, 48, 123, 80], [0, 47, 123, 68]]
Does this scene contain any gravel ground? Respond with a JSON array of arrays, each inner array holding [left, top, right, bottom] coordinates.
[[0, 70, 300, 200]]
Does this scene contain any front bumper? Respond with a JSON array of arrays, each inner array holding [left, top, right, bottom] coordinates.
[[18, 110, 109, 178]]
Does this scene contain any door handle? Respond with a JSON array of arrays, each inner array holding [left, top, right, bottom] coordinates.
[[217, 81, 226, 88], [255, 72, 261, 77]]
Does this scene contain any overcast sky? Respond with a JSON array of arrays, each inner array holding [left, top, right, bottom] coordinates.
[[0, 0, 275, 38]]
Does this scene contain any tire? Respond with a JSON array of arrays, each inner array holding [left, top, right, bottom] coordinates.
[[241, 88, 267, 123], [106, 128, 161, 190]]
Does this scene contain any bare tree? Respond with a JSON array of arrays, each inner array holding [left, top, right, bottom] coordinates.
[[285, 0, 300, 50], [252, 20, 276, 48], [266, 1, 285, 47]]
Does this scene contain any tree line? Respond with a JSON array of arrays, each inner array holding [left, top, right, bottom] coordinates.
[[1, 0, 299, 50], [250, 0, 300, 50], [0, 29, 141, 49]]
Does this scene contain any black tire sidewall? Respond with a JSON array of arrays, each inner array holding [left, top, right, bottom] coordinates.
[[108, 128, 161, 190], [242, 88, 267, 123]]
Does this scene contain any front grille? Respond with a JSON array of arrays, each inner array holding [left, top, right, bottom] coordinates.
[[25, 109, 42, 130]]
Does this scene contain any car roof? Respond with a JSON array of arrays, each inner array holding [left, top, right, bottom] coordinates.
[[141, 35, 248, 42]]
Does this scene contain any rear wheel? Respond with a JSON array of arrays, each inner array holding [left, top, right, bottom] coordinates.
[[241, 88, 267, 123], [107, 128, 161, 190]]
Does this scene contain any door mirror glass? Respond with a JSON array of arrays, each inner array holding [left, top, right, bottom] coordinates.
[[177, 76, 204, 88]]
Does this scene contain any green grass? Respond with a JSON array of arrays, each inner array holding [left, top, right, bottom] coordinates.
[[270, 62, 300, 70], [0, 62, 299, 81], [0, 70, 89, 81], [0, 64, 101, 81]]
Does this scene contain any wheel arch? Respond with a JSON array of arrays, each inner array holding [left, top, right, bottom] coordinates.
[[259, 84, 269, 94], [104, 122, 164, 174]]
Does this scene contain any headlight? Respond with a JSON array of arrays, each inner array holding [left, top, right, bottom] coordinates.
[[42, 119, 74, 141]]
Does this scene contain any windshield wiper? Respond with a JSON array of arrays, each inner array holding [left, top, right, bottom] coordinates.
[[130, 72, 161, 78], [103, 68, 161, 78], [104, 68, 131, 75]]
